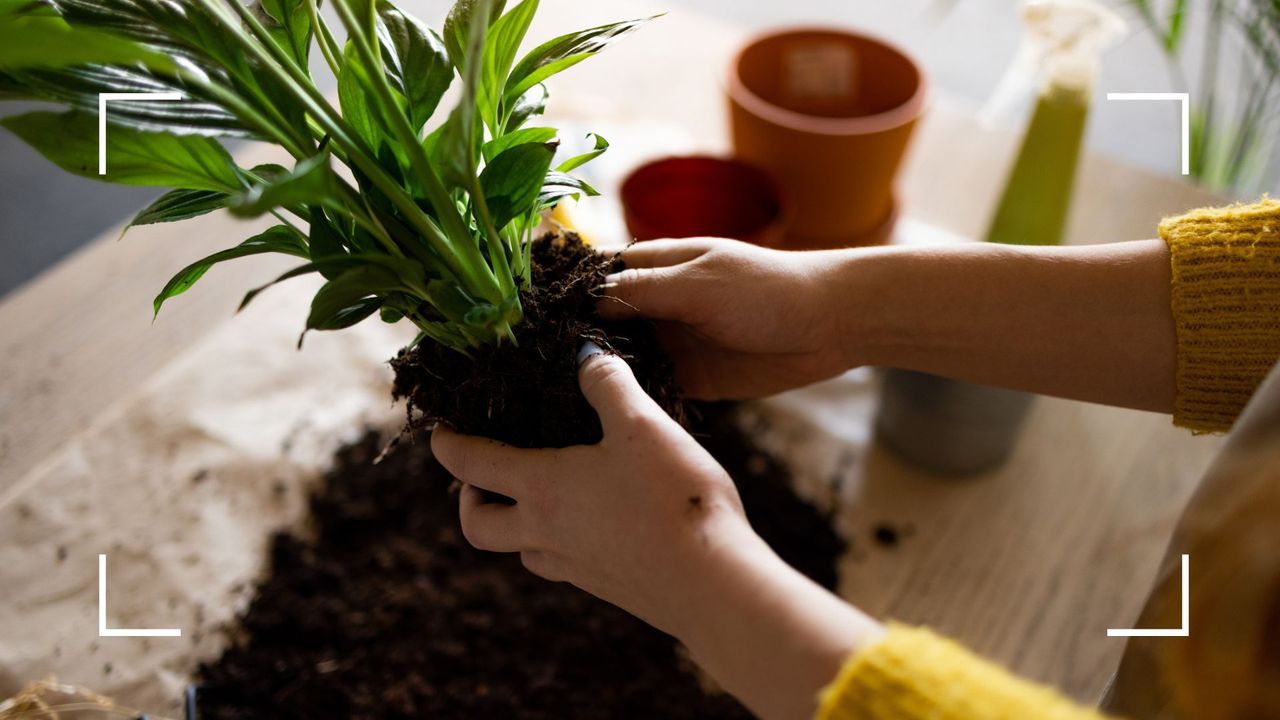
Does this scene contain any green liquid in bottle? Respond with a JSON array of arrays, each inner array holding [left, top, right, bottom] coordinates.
[[986, 84, 1090, 246]]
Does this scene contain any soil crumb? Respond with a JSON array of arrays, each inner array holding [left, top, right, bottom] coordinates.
[[872, 522, 916, 550]]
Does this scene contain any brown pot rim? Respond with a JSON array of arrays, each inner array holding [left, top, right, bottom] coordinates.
[[727, 26, 929, 137]]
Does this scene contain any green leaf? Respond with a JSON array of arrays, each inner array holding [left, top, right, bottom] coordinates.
[[421, 121, 450, 180], [305, 297, 383, 338], [538, 170, 597, 209], [58, 0, 313, 145], [503, 82, 547, 133], [154, 225, 309, 316], [0, 111, 241, 192], [8, 65, 251, 139], [442, 0, 505, 70], [305, 264, 408, 335], [378, 3, 453, 133], [0, 0, 53, 19], [338, 42, 386, 154], [0, 70, 28, 98], [50, 0, 218, 61], [480, 141, 556, 230], [229, 154, 337, 217], [237, 254, 402, 312], [1163, 0, 1187, 52], [479, 0, 538, 130], [435, 0, 493, 189], [411, 320, 472, 350], [505, 16, 654, 103], [379, 305, 405, 323], [0, 15, 176, 71], [238, 263, 325, 312], [308, 207, 351, 279], [426, 278, 480, 320], [483, 126, 556, 161], [259, 0, 312, 68], [130, 189, 228, 228], [555, 132, 608, 172], [127, 164, 283, 229]]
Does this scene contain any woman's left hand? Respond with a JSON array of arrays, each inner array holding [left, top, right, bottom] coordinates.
[[431, 346, 761, 640]]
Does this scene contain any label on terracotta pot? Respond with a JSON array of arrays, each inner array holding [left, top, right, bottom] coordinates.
[[785, 43, 855, 101]]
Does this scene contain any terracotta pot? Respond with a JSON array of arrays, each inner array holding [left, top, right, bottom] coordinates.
[[620, 155, 789, 247], [728, 27, 926, 249]]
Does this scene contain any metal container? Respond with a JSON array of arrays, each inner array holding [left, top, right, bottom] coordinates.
[[875, 369, 1034, 477]]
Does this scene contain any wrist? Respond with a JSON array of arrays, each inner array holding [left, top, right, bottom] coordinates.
[[824, 247, 901, 369], [663, 512, 774, 646], [671, 516, 884, 720]]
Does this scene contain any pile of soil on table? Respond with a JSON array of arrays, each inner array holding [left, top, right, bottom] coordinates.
[[195, 407, 845, 719]]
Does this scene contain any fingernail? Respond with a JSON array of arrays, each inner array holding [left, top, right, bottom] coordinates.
[[591, 274, 622, 293], [577, 340, 605, 367]]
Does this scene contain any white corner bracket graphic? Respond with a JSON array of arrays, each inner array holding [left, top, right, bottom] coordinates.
[[99, 92, 183, 175], [99, 554, 182, 638], [1107, 554, 1190, 638], [1106, 92, 1191, 176]]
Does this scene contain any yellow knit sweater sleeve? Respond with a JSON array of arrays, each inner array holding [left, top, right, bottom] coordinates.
[[1160, 198, 1280, 432], [816, 624, 1112, 720]]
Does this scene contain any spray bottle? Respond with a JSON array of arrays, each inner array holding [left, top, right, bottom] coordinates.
[[875, 0, 1126, 476]]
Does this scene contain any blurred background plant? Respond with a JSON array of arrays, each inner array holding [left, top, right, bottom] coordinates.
[[1122, 0, 1280, 193]]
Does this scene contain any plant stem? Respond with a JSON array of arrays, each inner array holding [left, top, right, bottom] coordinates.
[[329, 0, 510, 306], [306, 0, 343, 77]]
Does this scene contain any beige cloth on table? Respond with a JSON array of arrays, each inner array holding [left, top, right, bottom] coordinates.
[[0, 281, 412, 718]]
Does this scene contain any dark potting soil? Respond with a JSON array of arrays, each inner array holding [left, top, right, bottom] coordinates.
[[196, 407, 844, 720], [391, 233, 685, 450], [196, 237, 845, 718]]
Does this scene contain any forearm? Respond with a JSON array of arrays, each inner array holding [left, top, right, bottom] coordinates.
[[675, 523, 884, 720], [838, 240, 1175, 413]]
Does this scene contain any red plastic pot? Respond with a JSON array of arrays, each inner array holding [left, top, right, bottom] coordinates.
[[728, 27, 926, 249], [620, 156, 789, 248]]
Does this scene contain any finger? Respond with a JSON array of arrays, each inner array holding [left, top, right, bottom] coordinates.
[[650, 322, 792, 401], [577, 347, 664, 433], [432, 426, 541, 500], [597, 264, 692, 321], [459, 484, 529, 552], [651, 324, 719, 400], [616, 238, 715, 269]]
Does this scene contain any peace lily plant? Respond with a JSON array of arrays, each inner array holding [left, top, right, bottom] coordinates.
[[0, 0, 649, 351]]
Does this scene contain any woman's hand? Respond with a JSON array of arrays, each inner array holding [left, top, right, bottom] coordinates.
[[432, 348, 884, 720], [599, 238, 858, 400], [431, 346, 758, 639]]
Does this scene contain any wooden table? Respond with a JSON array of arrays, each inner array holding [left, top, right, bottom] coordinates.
[[0, 0, 1227, 707]]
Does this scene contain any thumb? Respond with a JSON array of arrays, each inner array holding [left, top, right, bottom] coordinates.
[[597, 265, 688, 321], [576, 342, 662, 433]]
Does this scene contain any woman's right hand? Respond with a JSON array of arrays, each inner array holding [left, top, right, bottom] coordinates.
[[598, 238, 858, 400]]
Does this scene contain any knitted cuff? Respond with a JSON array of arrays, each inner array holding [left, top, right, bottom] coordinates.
[[815, 624, 1110, 720], [1160, 198, 1280, 433]]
